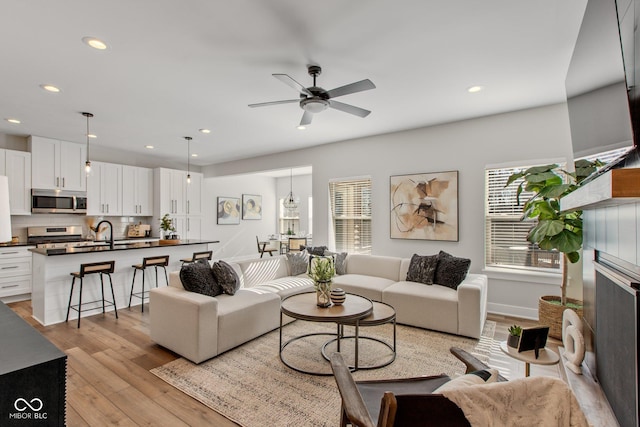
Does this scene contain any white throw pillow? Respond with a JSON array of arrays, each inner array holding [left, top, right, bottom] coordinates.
[[433, 369, 499, 393]]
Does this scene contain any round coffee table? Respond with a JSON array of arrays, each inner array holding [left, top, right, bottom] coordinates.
[[499, 341, 560, 377], [280, 292, 373, 376], [321, 301, 397, 369]]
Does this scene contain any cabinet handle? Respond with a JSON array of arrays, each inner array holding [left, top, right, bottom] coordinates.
[[1, 284, 19, 289], [101, 204, 105, 213], [187, 218, 190, 232], [187, 200, 190, 214], [107, 204, 109, 213], [1, 266, 19, 270], [0, 251, 19, 255], [56, 177, 60, 187], [62, 177, 65, 188]]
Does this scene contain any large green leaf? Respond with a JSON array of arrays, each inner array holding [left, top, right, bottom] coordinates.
[[526, 171, 561, 183], [538, 184, 571, 199], [505, 172, 524, 187], [524, 164, 558, 175], [548, 229, 582, 253], [528, 219, 565, 242], [566, 251, 580, 263]]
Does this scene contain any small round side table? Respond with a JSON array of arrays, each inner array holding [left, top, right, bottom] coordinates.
[[499, 341, 559, 377]]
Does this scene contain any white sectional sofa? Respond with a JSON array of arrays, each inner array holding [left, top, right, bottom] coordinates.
[[149, 254, 488, 364]]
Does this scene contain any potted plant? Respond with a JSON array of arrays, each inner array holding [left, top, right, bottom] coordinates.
[[309, 257, 335, 307], [507, 324, 522, 348], [159, 213, 176, 239], [506, 159, 603, 339]]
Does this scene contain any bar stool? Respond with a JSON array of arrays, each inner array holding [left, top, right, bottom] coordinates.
[[66, 260, 118, 328], [129, 255, 169, 312], [180, 250, 213, 265]]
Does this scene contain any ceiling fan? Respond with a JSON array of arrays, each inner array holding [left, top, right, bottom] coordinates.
[[248, 65, 376, 127]]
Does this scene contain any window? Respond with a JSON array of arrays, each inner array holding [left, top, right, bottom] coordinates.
[[577, 146, 631, 164], [278, 198, 299, 235], [485, 166, 560, 271], [329, 178, 372, 254]]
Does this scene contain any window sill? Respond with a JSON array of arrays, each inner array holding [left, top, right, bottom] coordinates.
[[482, 267, 561, 285]]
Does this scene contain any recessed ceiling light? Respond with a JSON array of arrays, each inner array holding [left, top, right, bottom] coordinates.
[[82, 36, 108, 50], [191, 153, 198, 157], [199, 129, 211, 134], [87, 134, 97, 139], [5, 118, 21, 124], [145, 145, 154, 149], [467, 85, 484, 93], [40, 84, 61, 93], [297, 125, 306, 130]]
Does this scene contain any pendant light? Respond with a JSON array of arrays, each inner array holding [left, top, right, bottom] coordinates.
[[82, 112, 93, 174], [184, 136, 192, 184], [283, 168, 299, 211]]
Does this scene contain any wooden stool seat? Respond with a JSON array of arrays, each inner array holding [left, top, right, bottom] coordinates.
[[180, 250, 213, 265], [66, 260, 118, 328], [129, 255, 169, 312]]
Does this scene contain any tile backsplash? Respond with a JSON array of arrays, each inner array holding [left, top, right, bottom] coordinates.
[[10, 214, 153, 242]]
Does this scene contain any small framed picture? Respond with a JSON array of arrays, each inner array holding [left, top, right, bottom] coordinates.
[[217, 197, 240, 225], [242, 194, 262, 220], [518, 326, 549, 356]]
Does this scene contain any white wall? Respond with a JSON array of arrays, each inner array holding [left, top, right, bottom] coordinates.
[[203, 103, 574, 318], [202, 173, 278, 259]]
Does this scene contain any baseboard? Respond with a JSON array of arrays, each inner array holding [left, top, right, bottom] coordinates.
[[487, 302, 538, 320]]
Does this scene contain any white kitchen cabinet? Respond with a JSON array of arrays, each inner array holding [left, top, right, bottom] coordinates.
[[0, 247, 32, 301], [28, 136, 86, 191], [5, 150, 31, 215], [122, 166, 153, 216], [186, 172, 202, 215], [0, 149, 5, 175], [87, 161, 122, 215]]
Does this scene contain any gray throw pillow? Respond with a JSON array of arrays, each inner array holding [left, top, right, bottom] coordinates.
[[286, 251, 309, 275], [179, 259, 222, 297], [324, 250, 348, 275], [211, 260, 240, 295], [300, 245, 328, 256], [434, 251, 471, 290], [406, 253, 439, 285]]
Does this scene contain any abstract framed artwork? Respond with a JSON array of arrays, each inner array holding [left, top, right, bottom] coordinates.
[[390, 170, 459, 241], [217, 197, 241, 225], [242, 194, 262, 220]]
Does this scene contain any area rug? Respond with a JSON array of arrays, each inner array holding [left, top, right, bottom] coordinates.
[[151, 320, 496, 427]]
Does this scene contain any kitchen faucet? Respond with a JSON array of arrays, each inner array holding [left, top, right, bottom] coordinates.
[[93, 220, 114, 250]]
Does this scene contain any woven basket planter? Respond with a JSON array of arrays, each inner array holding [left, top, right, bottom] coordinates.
[[538, 295, 584, 340]]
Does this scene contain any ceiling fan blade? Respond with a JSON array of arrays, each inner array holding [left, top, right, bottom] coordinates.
[[328, 100, 371, 118], [300, 111, 313, 126], [248, 99, 299, 108], [273, 74, 313, 97], [326, 79, 376, 99]]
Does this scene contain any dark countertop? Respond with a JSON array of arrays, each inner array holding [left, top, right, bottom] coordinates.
[[0, 242, 33, 248], [30, 239, 219, 256]]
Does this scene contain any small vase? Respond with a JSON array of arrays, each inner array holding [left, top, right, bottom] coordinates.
[[330, 288, 346, 305], [507, 334, 520, 348], [316, 281, 332, 308]]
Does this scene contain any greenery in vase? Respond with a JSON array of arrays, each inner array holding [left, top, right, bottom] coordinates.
[[505, 159, 604, 305], [508, 324, 522, 337], [159, 213, 176, 235], [309, 257, 335, 286]]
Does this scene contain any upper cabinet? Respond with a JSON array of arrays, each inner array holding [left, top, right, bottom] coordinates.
[[5, 150, 31, 215], [0, 149, 31, 215], [87, 161, 122, 216], [122, 165, 153, 216], [156, 168, 187, 216], [28, 136, 86, 191], [153, 168, 203, 239]]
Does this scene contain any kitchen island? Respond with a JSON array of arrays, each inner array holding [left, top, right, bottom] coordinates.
[[30, 239, 219, 326]]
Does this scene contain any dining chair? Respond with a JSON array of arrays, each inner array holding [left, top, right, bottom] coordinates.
[[288, 237, 307, 252], [256, 236, 277, 258]]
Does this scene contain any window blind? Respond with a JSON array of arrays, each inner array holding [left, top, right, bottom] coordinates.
[[485, 166, 560, 270], [329, 178, 372, 254]]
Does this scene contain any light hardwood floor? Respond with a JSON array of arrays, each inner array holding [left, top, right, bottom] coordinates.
[[7, 301, 562, 427]]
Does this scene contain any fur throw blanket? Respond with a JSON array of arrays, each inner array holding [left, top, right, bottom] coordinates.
[[442, 376, 589, 427]]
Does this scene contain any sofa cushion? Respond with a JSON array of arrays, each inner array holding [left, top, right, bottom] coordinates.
[[325, 250, 348, 275], [332, 274, 396, 302], [212, 260, 241, 295], [301, 245, 328, 256], [248, 276, 315, 299], [345, 254, 403, 282], [286, 251, 309, 275], [434, 251, 471, 290], [179, 259, 222, 297], [234, 256, 288, 288], [406, 253, 439, 285]]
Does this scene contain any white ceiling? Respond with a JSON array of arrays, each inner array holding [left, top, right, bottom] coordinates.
[[0, 0, 587, 167]]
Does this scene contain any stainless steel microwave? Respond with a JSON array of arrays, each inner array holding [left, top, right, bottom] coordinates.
[[31, 189, 87, 214]]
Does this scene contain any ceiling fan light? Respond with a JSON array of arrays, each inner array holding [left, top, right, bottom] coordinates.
[[300, 98, 329, 114]]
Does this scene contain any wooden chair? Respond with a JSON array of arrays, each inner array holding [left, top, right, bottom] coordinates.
[[129, 255, 170, 312], [66, 260, 118, 328], [330, 348, 505, 427], [256, 236, 277, 258], [287, 237, 307, 252], [180, 250, 213, 265]]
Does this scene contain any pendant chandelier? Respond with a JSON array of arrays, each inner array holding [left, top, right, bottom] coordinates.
[[82, 112, 93, 174], [184, 136, 192, 184], [283, 168, 299, 211]]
